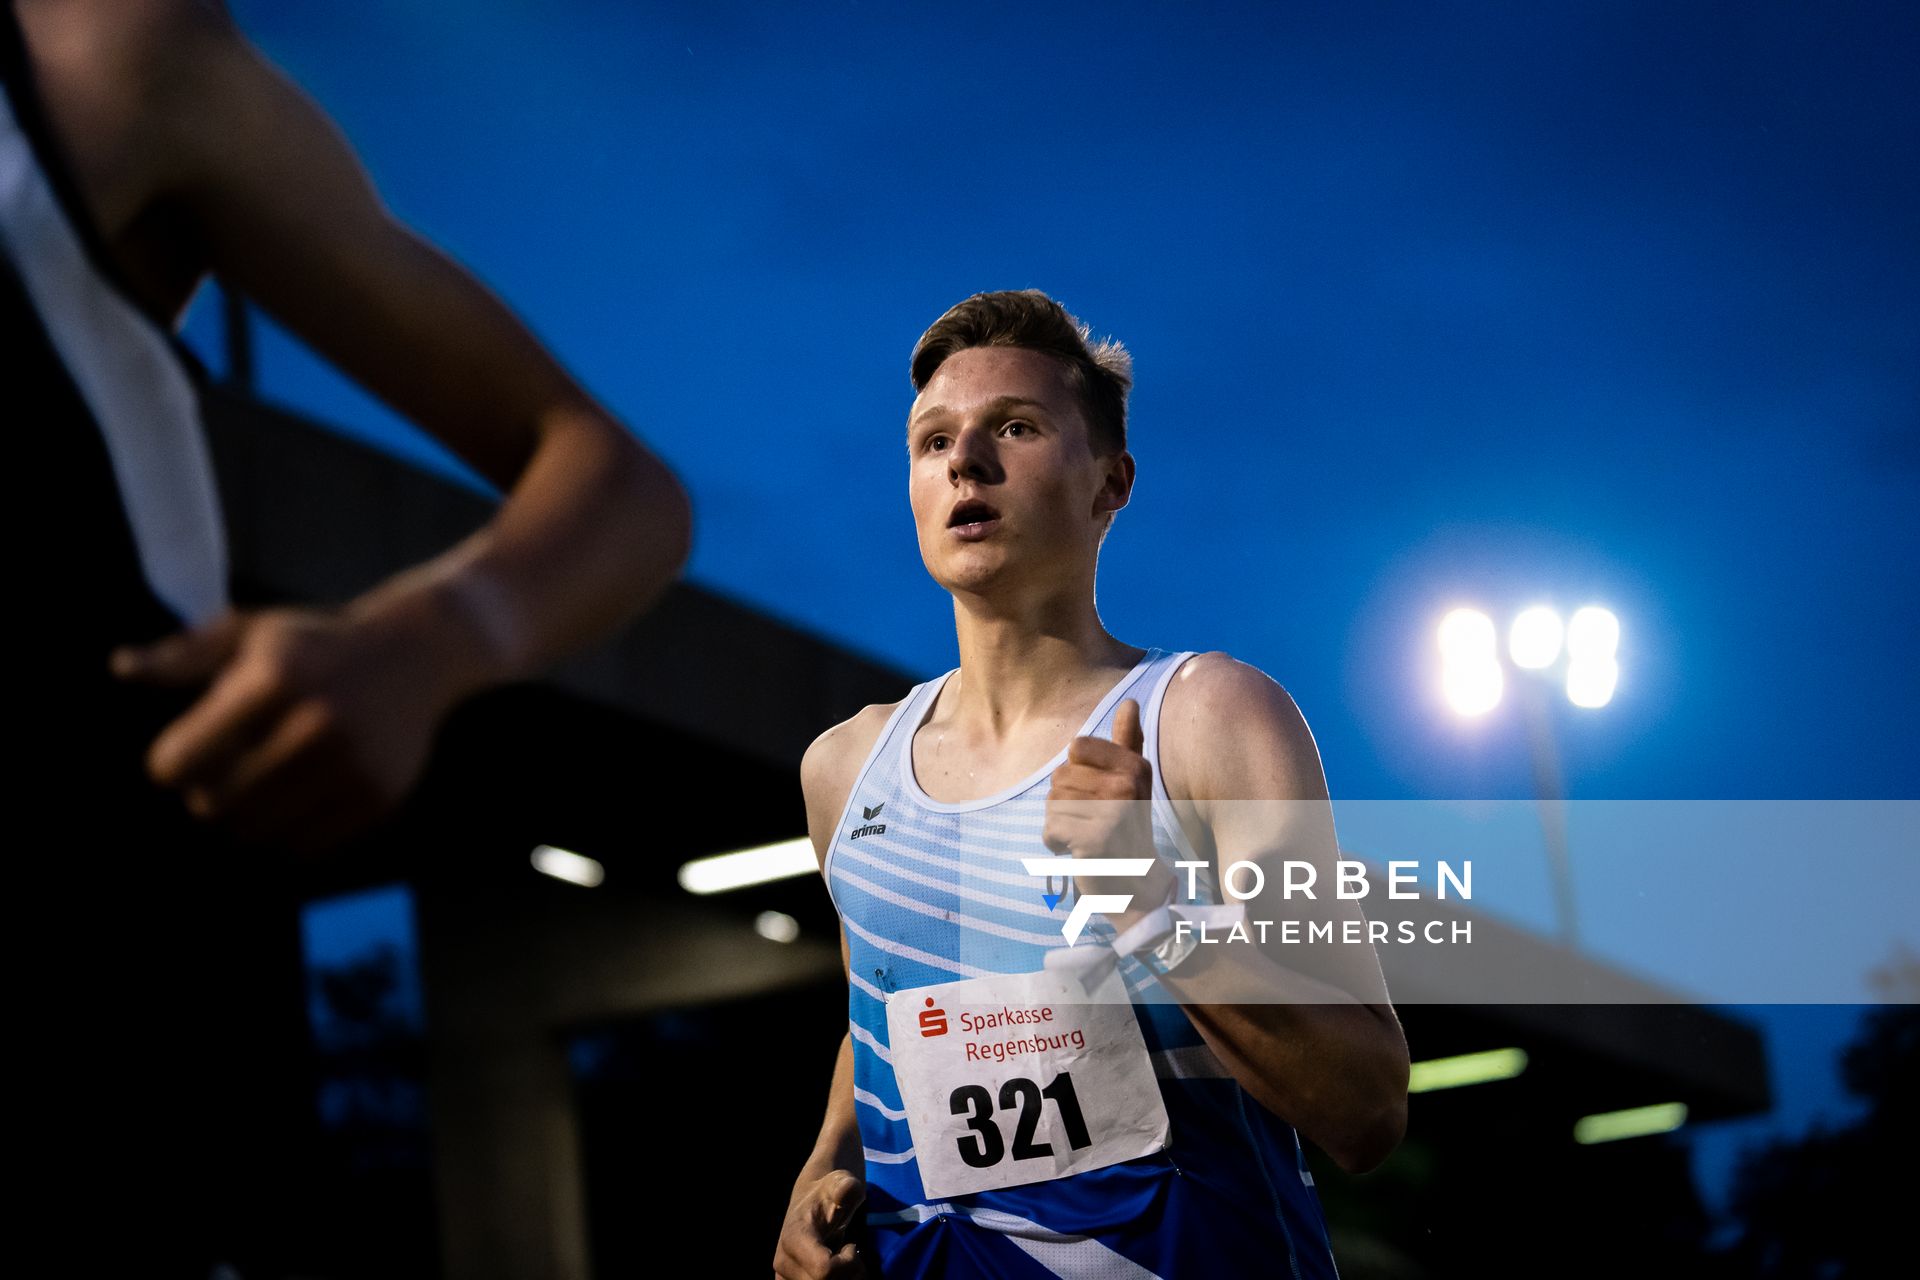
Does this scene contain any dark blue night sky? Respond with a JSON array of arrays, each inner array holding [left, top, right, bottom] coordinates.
[[187, 1, 1917, 807], [187, 0, 1917, 1222]]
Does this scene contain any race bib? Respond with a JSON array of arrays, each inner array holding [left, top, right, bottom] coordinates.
[[884, 965, 1170, 1200]]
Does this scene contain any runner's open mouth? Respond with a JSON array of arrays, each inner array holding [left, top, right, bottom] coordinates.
[[949, 500, 1000, 527]]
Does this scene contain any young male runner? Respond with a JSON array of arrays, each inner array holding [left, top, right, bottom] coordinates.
[[775, 291, 1408, 1278]]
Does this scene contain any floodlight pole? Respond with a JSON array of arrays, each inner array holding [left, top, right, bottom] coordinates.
[[1517, 673, 1578, 947]]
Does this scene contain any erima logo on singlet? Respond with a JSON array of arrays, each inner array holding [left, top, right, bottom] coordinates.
[[850, 801, 887, 839]]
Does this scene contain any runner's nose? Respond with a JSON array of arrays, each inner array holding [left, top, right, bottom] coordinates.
[[947, 426, 1000, 485]]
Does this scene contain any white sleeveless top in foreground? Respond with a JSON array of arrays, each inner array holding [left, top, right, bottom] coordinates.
[[0, 91, 227, 625]]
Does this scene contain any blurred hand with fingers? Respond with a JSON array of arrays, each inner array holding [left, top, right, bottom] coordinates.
[[110, 587, 496, 851]]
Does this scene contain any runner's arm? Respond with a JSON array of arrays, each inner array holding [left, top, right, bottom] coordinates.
[[1147, 654, 1410, 1174], [791, 942, 865, 1188], [775, 711, 895, 1277]]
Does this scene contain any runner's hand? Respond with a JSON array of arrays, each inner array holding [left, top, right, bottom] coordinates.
[[773, 1169, 867, 1279], [1045, 698, 1176, 917]]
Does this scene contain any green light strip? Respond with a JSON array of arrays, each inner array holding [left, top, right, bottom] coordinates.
[[1407, 1047, 1529, 1093], [1573, 1102, 1688, 1144]]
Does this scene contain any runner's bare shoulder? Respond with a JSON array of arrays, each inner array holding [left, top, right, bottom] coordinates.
[[1158, 651, 1325, 804], [801, 700, 903, 869]]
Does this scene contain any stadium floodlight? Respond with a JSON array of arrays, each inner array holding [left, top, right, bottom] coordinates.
[[1509, 606, 1564, 670], [1438, 608, 1498, 663], [1573, 1101, 1687, 1144], [1566, 657, 1620, 708], [754, 910, 801, 943], [531, 844, 605, 888], [678, 837, 816, 894], [1566, 606, 1620, 662], [1430, 597, 1622, 944], [1407, 1047, 1529, 1093]]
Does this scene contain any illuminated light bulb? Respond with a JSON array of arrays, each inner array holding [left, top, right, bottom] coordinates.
[[1574, 1102, 1687, 1144], [1567, 606, 1620, 662], [1566, 657, 1619, 708], [1509, 606, 1565, 670], [754, 911, 801, 943], [531, 844, 605, 888], [1443, 657, 1504, 716], [678, 837, 816, 894], [1408, 1047, 1529, 1093], [1438, 608, 1497, 663]]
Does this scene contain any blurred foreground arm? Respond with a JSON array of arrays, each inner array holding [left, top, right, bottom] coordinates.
[[80, 3, 690, 844]]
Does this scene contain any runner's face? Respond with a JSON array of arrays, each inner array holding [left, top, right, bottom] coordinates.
[[906, 346, 1128, 597]]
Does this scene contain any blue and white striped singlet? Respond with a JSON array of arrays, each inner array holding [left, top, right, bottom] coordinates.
[[825, 647, 1340, 1279]]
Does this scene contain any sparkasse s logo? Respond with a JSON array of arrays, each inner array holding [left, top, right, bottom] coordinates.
[[918, 997, 948, 1037]]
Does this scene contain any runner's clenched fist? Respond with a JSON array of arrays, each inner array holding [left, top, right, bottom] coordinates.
[[1044, 698, 1176, 914], [773, 1169, 867, 1279]]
